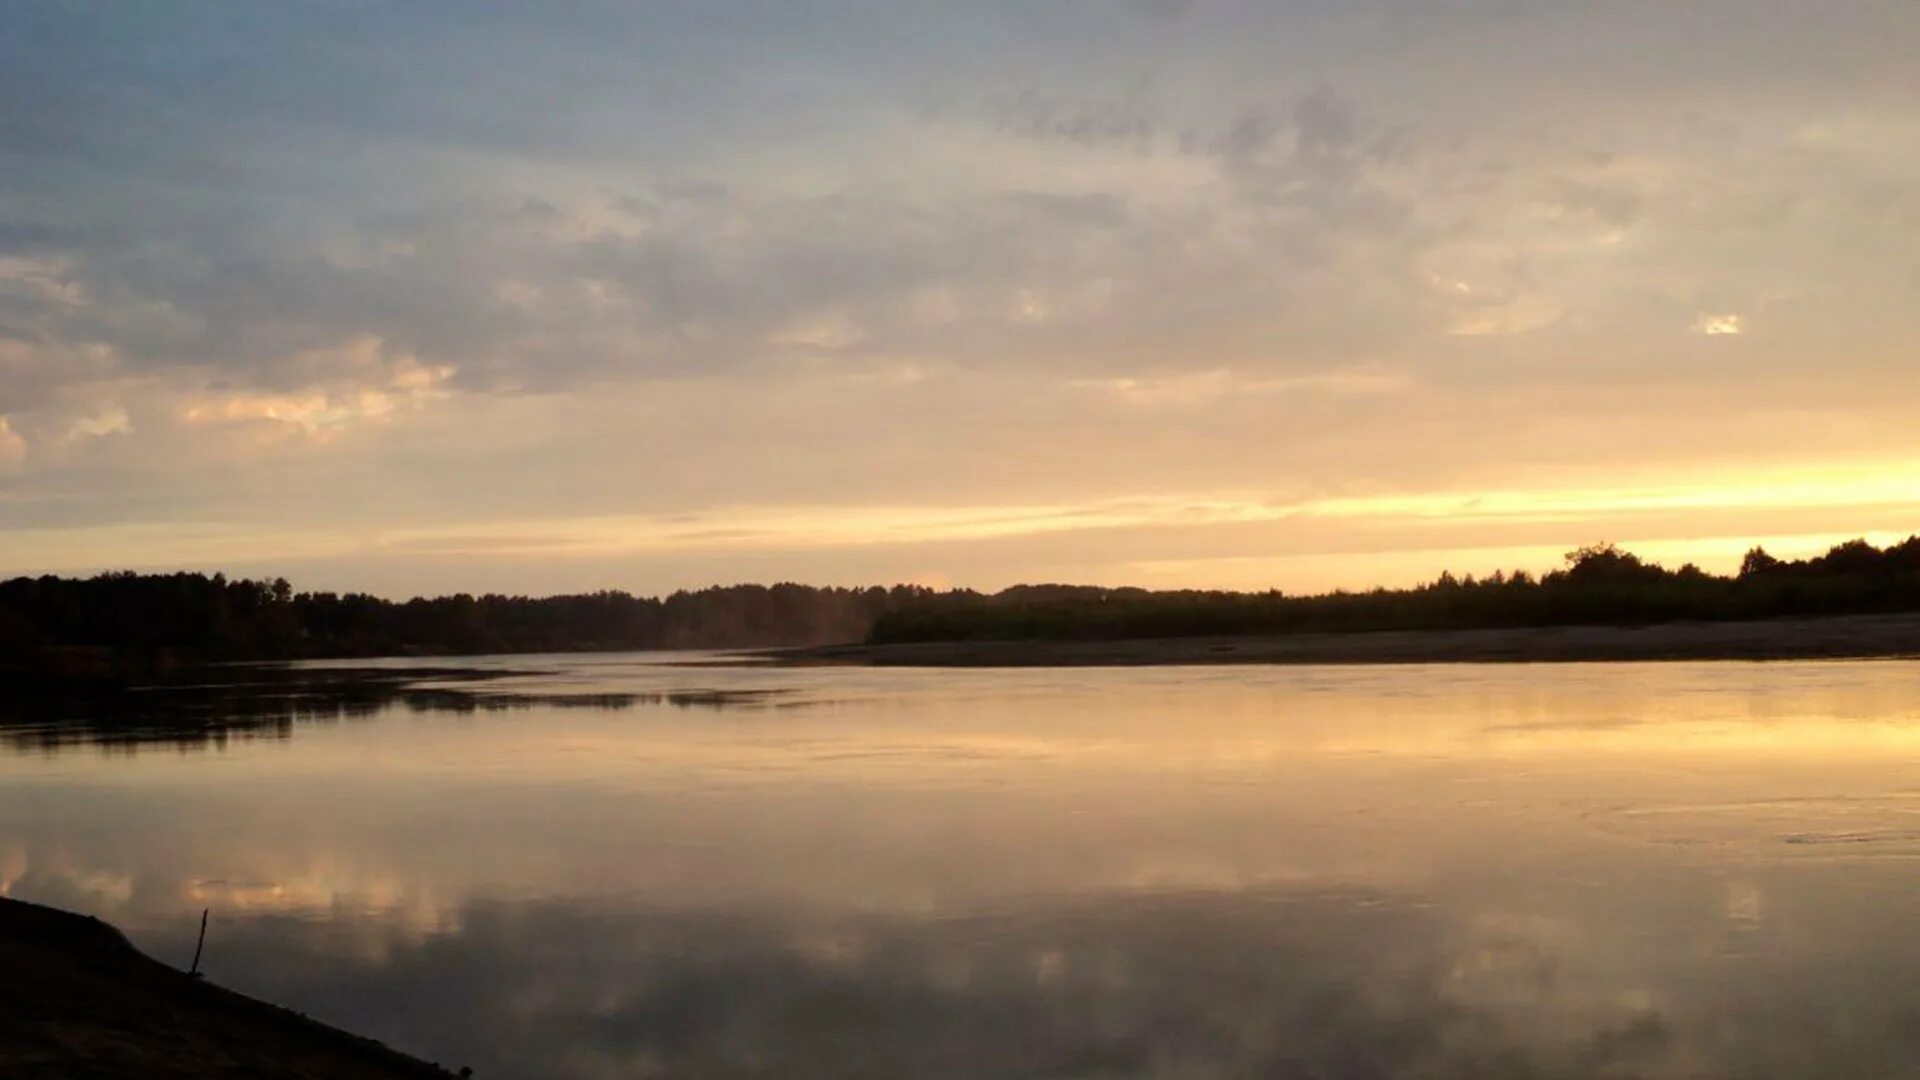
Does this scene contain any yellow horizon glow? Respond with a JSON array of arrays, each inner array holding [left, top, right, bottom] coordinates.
[[1, 454, 1913, 595], [348, 459, 1920, 560]]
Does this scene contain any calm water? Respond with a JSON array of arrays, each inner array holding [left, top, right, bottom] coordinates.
[[8, 657, 1920, 1078]]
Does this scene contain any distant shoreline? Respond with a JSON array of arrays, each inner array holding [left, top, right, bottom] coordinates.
[[771, 612, 1920, 667]]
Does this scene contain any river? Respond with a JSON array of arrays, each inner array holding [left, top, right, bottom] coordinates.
[[6, 656, 1920, 1078]]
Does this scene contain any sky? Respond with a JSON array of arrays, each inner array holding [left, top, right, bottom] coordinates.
[[2, 1, 1917, 598]]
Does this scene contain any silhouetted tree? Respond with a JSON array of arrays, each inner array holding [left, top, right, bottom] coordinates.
[[7, 534, 1920, 674], [866, 535, 1920, 644]]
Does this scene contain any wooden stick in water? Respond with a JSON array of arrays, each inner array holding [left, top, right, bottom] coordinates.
[[189, 908, 208, 977]]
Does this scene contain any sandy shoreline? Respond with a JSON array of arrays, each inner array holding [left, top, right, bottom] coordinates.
[[772, 612, 1920, 667], [0, 898, 459, 1079]]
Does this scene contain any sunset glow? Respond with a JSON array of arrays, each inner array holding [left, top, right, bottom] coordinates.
[[2, 3, 1916, 595]]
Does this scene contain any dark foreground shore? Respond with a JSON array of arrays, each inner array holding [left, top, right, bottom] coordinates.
[[779, 612, 1920, 667], [0, 898, 459, 1079]]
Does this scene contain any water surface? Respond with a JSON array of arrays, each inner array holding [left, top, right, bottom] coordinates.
[[6, 657, 1920, 1078]]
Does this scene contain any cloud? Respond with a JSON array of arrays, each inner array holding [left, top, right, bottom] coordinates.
[[61, 405, 130, 443], [981, 86, 1158, 150], [0, 1, 1916, 589], [0, 417, 24, 472]]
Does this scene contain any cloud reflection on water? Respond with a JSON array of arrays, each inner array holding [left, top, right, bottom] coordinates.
[[112, 871, 1920, 1080], [9, 659, 1920, 1076]]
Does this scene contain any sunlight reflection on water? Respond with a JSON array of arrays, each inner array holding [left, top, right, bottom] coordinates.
[[6, 658, 1920, 1078]]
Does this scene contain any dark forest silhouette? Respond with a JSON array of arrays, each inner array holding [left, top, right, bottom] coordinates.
[[0, 578, 935, 682], [3, 535, 1918, 681], [870, 537, 1920, 644]]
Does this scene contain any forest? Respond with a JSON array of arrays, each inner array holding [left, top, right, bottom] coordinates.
[[866, 537, 1920, 643], [0, 576, 935, 682], [4, 535, 1918, 682]]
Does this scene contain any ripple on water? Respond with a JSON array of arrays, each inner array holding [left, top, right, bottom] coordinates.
[[1580, 794, 1920, 857]]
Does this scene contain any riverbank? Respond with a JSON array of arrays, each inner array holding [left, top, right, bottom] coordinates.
[[0, 898, 461, 1079], [775, 612, 1920, 667]]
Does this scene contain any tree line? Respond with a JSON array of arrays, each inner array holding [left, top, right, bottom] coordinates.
[[0, 575, 936, 682], [5, 534, 1918, 681], [867, 536, 1920, 643]]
